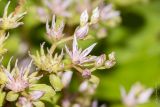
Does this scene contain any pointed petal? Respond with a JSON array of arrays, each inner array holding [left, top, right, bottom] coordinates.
[[46, 18, 50, 33], [80, 43, 96, 58], [3, 1, 10, 18], [120, 86, 127, 99], [137, 88, 153, 104], [72, 35, 78, 56], [51, 15, 56, 29]]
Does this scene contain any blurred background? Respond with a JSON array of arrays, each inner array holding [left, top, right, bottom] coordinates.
[[0, 0, 160, 106]]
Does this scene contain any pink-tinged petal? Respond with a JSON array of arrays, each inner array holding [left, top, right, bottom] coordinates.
[[103, 4, 112, 13], [61, 71, 73, 87], [58, 21, 65, 34], [137, 88, 153, 104], [75, 24, 89, 39], [51, 15, 56, 29], [79, 81, 89, 92], [3, 1, 10, 18], [72, 35, 78, 56], [80, 10, 88, 25], [18, 97, 33, 107], [61, 0, 71, 9], [104, 11, 120, 20], [120, 86, 127, 100], [30, 91, 45, 100], [80, 43, 96, 58], [46, 18, 50, 34], [4, 69, 13, 82]]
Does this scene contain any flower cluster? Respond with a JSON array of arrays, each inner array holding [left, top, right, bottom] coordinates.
[[36, 0, 121, 39]]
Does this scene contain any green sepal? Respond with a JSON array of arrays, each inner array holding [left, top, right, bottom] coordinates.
[[0, 89, 6, 106], [89, 75, 100, 85], [6, 91, 19, 102], [33, 101, 45, 107]]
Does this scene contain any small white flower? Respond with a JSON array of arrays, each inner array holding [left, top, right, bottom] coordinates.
[[46, 15, 65, 41], [4, 59, 41, 93], [100, 4, 120, 21], [44, 0, 72, 17], [80, 10, 89, 26], [0, 1, 26, 30], [120, 83, 153, 107], [65, 36, 96, 65]]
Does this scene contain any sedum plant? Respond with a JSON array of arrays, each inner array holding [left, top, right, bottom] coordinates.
[[0, 1, 153, 107]]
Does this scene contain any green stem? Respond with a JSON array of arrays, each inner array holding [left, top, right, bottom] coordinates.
[[0, 30, 5, 36], [50, 43, 57, 54], [73, 65, 83, 73], [57, 36, 73, 45]]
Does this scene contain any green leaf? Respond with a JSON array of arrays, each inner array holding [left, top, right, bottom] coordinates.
[[49, 74, 63, 92]]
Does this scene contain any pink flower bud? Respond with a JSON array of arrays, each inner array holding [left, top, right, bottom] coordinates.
[[80, 10, 88, 26], [30, 91, 44, 101], [91, 7, 100, 24], [105, 60, 116, 68], [108, 52, 115, 61], [95, 54, 106, 67], [82, 69, 91, 79], [75, 24, 89, 39]]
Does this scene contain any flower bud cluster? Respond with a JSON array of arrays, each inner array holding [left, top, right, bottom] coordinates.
[[75, 8, 100, 39]]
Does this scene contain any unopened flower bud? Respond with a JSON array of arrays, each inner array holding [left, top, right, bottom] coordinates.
[[30, 91, 44, 101], [105, 60, 116, 68], [75, 24, 89, 39], [108, 52, 115, 61], [82, 69, 91, 79], [91, 7, 100, 24], [80, 10, 88, 26], [61, 71, 73, 87], [6, 91, 19, 102], [17, 97, 32, 107], [95, 54, 106, 67], [79, 81, 89, 92]]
